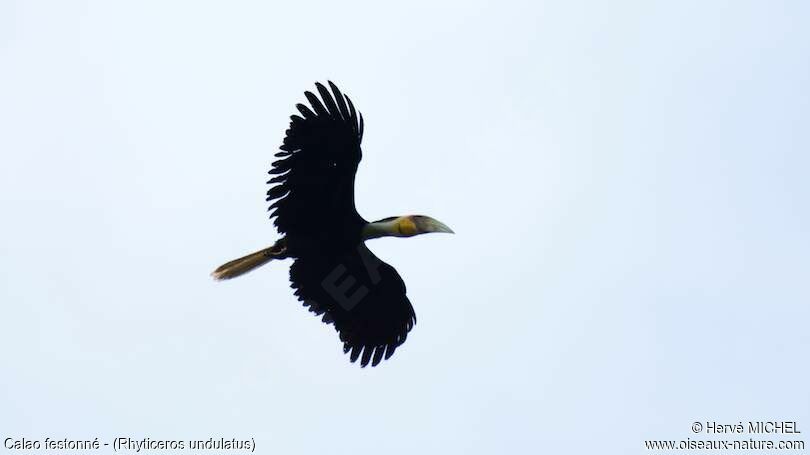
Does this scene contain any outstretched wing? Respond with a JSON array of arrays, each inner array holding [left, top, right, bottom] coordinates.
[[267, 81, 365, 241], [289, 244, 416, 367]]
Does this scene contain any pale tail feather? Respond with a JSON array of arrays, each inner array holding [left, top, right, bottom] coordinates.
[[211, 240, 287, 280]]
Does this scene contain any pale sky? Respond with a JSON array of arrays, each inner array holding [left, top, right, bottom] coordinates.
[[1, 1, 808, 453]]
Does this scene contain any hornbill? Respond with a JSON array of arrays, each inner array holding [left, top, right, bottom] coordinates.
[[212, 82, 453, 367]]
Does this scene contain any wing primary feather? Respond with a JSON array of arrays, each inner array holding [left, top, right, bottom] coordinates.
[[271, 158, 292, 169], [266, 185, 287, 199], [360, 346, 373, 367], [350, 345, 362, 362], [329, 81, 350, 120], [345, 95, 358, 133], [296, 103, 316, 119], [371, 346, 385, 366], [315, 82, 340, 119], [304, 91, 329, 116]]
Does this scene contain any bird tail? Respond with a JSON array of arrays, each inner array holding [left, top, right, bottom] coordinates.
[[211, 239, 288, 281]]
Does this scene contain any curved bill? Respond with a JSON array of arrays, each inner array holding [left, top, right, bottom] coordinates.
[[414, 216, 455, 234]]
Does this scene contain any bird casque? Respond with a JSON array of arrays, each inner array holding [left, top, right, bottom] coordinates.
[[212, 82, 453, 367]]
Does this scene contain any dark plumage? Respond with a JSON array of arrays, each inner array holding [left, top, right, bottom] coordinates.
[[213, 82, 452, 367], [269, 82, 414, 366]]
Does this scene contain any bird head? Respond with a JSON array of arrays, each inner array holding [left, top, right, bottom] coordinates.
[[363, 215, 454, 239]]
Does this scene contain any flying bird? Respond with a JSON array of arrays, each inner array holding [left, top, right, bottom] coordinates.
[[212, 82, 453, 367]]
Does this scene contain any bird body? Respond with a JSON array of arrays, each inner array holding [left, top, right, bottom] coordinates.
[[213, 82, 452, 367]]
